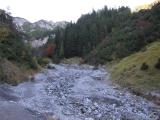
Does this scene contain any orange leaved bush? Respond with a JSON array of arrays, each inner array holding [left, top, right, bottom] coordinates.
[[44, 43, 56, 57]]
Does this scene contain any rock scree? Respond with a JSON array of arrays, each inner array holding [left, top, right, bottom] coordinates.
[[0, 64, 159, 120]]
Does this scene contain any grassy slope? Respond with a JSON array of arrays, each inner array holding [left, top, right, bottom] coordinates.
[[110, 41, 160, 93], [0, 59, 41, 85]]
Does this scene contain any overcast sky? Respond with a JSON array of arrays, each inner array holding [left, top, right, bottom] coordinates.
[[0, 0, 155, 22]]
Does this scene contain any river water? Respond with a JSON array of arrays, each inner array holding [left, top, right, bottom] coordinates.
[[0, 64, 159, 120]]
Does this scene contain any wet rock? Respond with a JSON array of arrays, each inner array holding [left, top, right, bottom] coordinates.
[[93, 66, 98, 70], [121, 112, 147, 120], [85, 118, 94, 120], [0, 102, 44, 120], [90, 95, 122, 107], [47, 64, 56, 69], [0, 87, 19, 101], [62, 108, 74, 115], [29, 76, 35, 82], [47, 115, 59, 120], [92, 76, 102, 81], [145, 91, 160, 105], [80, 108, 86, 114]]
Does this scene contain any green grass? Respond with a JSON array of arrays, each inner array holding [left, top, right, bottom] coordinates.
[[110, 40, 160, 93]]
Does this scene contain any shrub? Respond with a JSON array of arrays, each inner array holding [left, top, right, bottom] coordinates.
[[155, 58, 160, 69], [23, 56, 39, 69], [37, 57, 50, 66], [0, 59, 26, 85], [140, 62, 149, 70]]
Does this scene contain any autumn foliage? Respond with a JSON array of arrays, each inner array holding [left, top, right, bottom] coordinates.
[[44, 43, 56, 57], [136, 20, 152, 29]]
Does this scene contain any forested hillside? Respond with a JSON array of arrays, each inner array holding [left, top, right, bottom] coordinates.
[[53, 2, 160, 64], [0, 10, 41, 84]]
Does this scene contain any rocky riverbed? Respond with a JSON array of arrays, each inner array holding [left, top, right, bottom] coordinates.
[[0, 64, 159, 120]]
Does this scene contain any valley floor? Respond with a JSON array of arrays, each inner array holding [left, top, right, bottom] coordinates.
[[0, 64, 159, 120]]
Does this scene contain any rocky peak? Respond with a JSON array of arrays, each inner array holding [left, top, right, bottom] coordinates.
[[13, 17, 68, 32], [0, 9, 12, 25], [34, 19, 55, 30], [13, 17, 30, 26]]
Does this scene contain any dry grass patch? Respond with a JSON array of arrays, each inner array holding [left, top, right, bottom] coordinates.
[[110, 41, 160, 92]]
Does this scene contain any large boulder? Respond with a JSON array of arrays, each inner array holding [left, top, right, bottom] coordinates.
[[47, 64, 56, 69]]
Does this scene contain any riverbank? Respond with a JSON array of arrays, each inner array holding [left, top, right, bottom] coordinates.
[[0, 59, 42, 85], [60, 57, 83, 64], [108, 41, 160, 105]]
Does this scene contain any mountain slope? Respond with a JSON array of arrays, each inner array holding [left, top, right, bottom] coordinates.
[[110, 41, 160, 93]]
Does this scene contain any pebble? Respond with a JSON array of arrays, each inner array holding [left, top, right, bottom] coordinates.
[[1, 64, 159, 120]]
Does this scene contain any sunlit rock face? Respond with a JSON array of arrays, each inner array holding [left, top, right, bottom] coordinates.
[[30, 37, 49, 48]]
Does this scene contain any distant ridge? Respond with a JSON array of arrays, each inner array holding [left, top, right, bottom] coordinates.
[[13, 17, 68, 32]]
